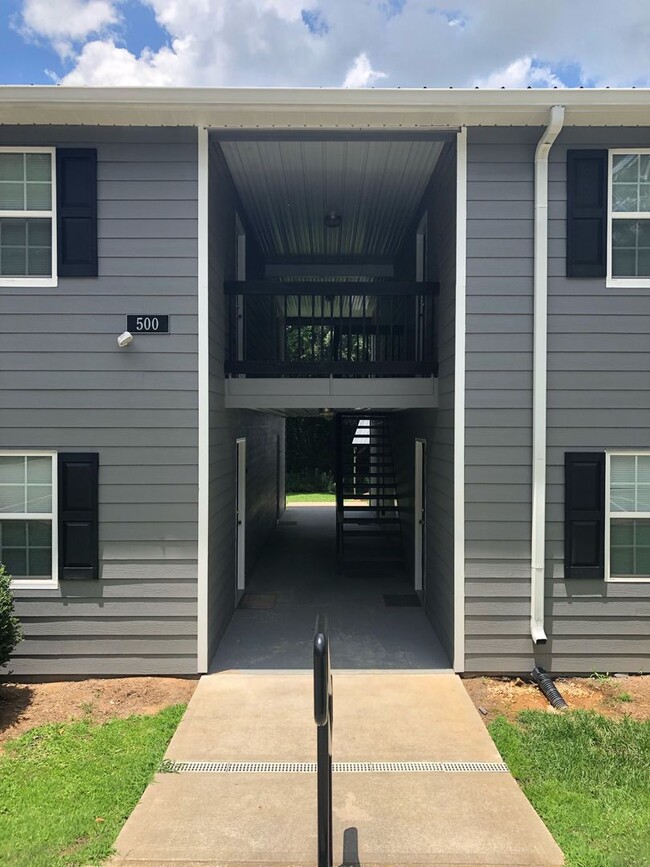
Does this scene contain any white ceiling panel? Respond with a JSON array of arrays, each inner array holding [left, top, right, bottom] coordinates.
[[219, 138, 443, 262]]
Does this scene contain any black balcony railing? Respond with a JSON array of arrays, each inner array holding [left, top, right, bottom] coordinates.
[[224, 280, 438, 378]]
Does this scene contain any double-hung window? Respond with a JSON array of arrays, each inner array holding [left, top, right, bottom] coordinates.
[[607, 452, 650, 582], [0, 147, 56, 286], [608, 150, 650, 287], [0, 452, 57, 589]]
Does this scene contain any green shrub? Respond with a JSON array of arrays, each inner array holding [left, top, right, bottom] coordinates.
[[285, 469, 335, 494], [0, 563, 23, 673]]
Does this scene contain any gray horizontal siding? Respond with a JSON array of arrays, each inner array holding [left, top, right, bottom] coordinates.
[[21, 617, 197, 635], [0, 126, 199, 676], [391, 141, 456, 664], [542, 126, 650, 673], [464, 125, 650, 674], [14, 599, 197, 617], [7, 656, 196, 676], [465, 128, 534, 674]]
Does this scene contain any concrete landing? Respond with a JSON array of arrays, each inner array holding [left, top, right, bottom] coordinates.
[[113, 672, 564, 866], [211, 506, 450, 672]]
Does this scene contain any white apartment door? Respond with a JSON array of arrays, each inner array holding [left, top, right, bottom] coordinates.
[[414, 439, 426, 593], [235, 438, 247, 593]]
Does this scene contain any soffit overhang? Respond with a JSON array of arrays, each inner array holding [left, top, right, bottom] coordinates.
[[0, 86, 649, 128]]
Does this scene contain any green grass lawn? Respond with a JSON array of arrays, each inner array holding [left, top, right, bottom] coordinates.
[[286, 492, 335, 503], [490, 710, 650, 867], [0, 705, 186, 867]]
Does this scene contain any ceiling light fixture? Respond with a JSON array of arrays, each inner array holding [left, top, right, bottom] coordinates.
[[324, 211, 342, 229]]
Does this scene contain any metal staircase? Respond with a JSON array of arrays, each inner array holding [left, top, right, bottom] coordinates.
[[335, 413, 403, 572]]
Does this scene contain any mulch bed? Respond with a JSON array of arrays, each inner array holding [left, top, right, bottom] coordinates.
[[0, 676, 197, 746]]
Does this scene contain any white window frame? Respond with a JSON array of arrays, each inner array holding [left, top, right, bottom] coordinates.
[[0, 147, 57, 288], [605, 450, 650, 583], [0, 450, 58, 590], [606, 148, 650, 290]]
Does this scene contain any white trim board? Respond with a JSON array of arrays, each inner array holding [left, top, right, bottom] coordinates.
[[225, 377, 438, 410], [196, 126, 209, 674], [453, 127, 467, 673], [2, 86, 650, 129]]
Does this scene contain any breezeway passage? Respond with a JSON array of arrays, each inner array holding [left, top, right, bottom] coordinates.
[[112, 671, 564, 865], [211, 505, 449, 672]]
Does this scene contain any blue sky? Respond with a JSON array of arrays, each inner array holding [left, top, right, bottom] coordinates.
[[0, 0, 168, 84], [1, 1, 649, 89]]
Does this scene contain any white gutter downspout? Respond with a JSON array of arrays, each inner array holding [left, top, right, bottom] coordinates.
[[531, 105, 565, 644]]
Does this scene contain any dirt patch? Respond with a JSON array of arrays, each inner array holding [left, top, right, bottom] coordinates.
[[464, 674, 650, 724], [0, 677, 197, 746]]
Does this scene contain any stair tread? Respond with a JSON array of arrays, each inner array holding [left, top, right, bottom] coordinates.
[[343, 489, 396, 503], [343, 506, 399, 515], [336, 412, 399, 578]]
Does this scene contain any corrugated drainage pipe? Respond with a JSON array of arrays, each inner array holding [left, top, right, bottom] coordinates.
[[532, 666, 568, 711]]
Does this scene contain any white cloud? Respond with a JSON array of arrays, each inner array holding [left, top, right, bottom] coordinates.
[[61, 39, 181, 86], [21, 0, 118, 57], [342, 52, 387, 88], [17, 0, 650, 89], [473, 56, 566, 89]]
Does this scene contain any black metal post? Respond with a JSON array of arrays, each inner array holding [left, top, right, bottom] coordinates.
[[314, 614, 333, 867]]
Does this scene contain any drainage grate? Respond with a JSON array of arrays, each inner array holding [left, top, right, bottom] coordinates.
[[163, 760, 509, 774], [169, 761, 317, 773]]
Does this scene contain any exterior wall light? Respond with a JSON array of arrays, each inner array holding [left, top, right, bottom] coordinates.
[[117, 331, 134, 348]]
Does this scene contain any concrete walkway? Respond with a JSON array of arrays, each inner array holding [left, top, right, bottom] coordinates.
[[212, 506, 450, 672], [113, 672, 564, 866]]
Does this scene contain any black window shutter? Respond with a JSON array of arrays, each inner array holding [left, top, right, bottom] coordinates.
[[56, 149, 98, 277], [564, 452, 605, 580], [566, 149, 607, 278], [58, 453, 99, 580]]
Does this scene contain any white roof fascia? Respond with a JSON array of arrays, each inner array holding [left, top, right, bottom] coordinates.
[[0, 86, 649, 128]]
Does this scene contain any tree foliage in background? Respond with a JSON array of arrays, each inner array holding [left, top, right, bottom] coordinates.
[[0, 563, 23, 673], [286, 416, 334, 493]]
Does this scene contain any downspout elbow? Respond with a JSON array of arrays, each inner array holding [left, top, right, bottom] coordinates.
[[535, 105, 565, 161], [530, 105, 565, 645]]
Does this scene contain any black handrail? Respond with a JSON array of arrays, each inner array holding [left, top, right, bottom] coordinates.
[[314, 614, 333, 867], [226, 282, 438, 378], [224, 279, 440, 296]]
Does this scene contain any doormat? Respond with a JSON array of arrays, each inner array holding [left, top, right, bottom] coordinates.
[[239, 593, 277, 610], [383, 594, 421, 607], [278, 521, 298, 526]]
